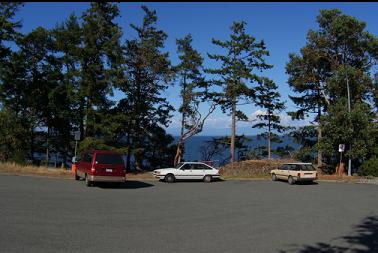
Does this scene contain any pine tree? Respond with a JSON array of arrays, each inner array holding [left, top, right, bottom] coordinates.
[[252, 78, 286, 159], [51, 14, 84, 165], [0, 2, 22, 63], [173, 34, 216, 166], [80, 2, 123, 139], [119, 6, 174, 170], [286, 9, 378, 168], [207, 21, 272, 163]]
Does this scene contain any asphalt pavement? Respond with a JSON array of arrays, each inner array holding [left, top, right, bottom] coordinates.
[[0, 174, 377, 253]]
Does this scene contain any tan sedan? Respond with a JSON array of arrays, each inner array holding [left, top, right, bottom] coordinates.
[[270, 163, 317, 185]]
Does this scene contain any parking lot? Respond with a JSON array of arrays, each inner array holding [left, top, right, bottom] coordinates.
[[0, 174, 377, 253]]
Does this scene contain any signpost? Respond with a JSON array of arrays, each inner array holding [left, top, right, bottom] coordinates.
[[338, 144, 345, 176], [74, 131, 80, 159]]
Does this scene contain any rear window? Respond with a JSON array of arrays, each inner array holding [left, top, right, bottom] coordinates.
[[95, 154, 124, 165], [302, 165, 316, 171]]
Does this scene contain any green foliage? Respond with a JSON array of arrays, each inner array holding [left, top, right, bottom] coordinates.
[[173, 34, 217, 165], [207, 21, 272, 117], [359, 156, 378, 177], [319, 99, 376, 161], [77, 137, 115, 155], [252, 78, 286, 158], [118, 6, 174, 170], [0, 108, 28, 163], [293, 146, 315, 163], [80, 2, 123, 138], [0, 2, 22, 61], [287, 8, 378, 168], [290, 125, 318, 163]]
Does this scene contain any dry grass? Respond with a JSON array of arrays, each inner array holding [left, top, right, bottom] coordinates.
[[219, 159, 363, 182], [0, 162, 156, 180], [126, 172, 155, 180], [0, 162, 72, 178]]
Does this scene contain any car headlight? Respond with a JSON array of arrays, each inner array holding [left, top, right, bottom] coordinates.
[[154, 171, 160, 174]]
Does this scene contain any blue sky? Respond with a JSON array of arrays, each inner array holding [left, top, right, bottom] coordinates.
[[14, 2, 378, 136]]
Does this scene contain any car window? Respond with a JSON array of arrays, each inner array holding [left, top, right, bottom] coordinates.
[[192, 164, 210, 170], [86, 153, 93, 163], [95, 154, 123, 165], [302, 165, 316, 171], [180, 164, 192, 170], [281, 165, 289, 170], [293, 165, 302, 171]]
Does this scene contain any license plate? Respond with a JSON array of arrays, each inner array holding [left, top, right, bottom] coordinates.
[[106, 169, 113, 173]]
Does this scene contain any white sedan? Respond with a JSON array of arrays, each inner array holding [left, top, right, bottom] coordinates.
[[153, 162, 221, 183]]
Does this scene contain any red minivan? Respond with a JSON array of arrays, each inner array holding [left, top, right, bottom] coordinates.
[[74, 150, 126, 187]]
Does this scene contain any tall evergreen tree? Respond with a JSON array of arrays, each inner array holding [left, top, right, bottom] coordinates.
[[51, 13, 84, 165], [119, 6, 174, 170], [80, 2, 123, 139], [0, 2, 22, 63], [286, 9, 378, 169], [173, 34, 216, 166], [207, 21, 272, 163], [252, 78, 286, 159]]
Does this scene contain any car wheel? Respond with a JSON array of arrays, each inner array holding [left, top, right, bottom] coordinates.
[[288, 176, 295, 185], [164, 174, 175, 183], [203, 175, 212, 183], [271, 173, 277, 181], [85, 174, 93, 187], [74, 170, 80, 181]]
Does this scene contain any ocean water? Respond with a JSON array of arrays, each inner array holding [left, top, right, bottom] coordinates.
[[176, 135, 299, 164]]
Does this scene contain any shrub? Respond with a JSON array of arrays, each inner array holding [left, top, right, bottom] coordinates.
[[359, 156, 378, 177]]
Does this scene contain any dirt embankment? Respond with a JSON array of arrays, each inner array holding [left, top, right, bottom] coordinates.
[[219, 159, 296, 178]]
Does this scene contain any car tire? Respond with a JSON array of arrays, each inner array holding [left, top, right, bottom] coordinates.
[[288, 176, 295, 185], [75, 171, 80, 181], [271, 173, 277, 181], [85, 174, 93, 187], [164, 174, 175, 183], [203, 175, 212, 183]]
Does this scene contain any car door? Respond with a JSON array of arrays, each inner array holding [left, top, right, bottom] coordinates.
[[76, 153, 86, 178], [175, 163, 193, 180], [277, 165, 288, 179], [78, 152, 93, 176], [190, 164, 206, 180]]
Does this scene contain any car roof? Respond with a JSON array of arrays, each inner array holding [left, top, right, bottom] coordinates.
[[88, 150, 120, 154], [180, 162, 209, 164], [282, 163, 312, 165]]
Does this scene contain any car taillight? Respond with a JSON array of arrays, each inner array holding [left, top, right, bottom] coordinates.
[[91, 167, 96, 173], [297, 172, 301, 178]]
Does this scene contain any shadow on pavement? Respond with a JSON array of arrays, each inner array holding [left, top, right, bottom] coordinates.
[[161, 178, 225, 183], [279, 215, 378, 253], [96, 180, 154, 189]]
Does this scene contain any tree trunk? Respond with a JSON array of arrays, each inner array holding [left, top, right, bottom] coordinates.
[[175, 76, 187, 166], [174, 140, 182, 167], [317, 100, 323, 168], [230, 100, 236, 163], [45, 126, 49, 167], [126, 131, 131, 171], [317, 126, 322, 167], [268, 118, 271, 159]]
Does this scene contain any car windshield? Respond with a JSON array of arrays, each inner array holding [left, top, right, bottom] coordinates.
[[301, 165, 316, 171], [176, 162, 184, 169], [95, 154, 124, 165]]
